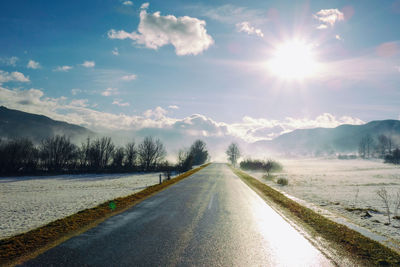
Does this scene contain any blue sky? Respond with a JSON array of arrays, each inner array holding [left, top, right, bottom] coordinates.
[[1, 0, 400, 155]]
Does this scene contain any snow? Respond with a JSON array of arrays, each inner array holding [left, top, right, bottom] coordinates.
[[0, 172, 164, 239], [249, 158, 400, 247]]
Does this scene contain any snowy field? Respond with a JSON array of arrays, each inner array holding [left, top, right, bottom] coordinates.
[[249, 158, 400, 245], [0, 172, 164, 239]]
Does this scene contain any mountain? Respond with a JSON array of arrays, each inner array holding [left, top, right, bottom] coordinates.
[[252, 120, 400, 155], [0, 106, 94, 143]]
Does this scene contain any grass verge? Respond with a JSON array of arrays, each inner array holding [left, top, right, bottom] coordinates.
[[230, 166, 400, 266], [0, 163, 211, 266]]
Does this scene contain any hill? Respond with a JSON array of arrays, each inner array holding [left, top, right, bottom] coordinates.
[[0, 106, 94, 143], [252, 120, 400, 155]]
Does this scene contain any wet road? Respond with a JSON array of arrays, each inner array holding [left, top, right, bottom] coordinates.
[[23, 163, 333, 266]]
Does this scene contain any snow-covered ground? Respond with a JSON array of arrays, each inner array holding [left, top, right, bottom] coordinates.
[[0, 172, 165, 239], [249, 158, 400, 246]]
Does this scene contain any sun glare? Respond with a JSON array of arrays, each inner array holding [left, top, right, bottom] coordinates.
[[268, 40, 318, 80]]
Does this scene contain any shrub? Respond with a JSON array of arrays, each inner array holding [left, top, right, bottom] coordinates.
[[277, 177, 288, 186]]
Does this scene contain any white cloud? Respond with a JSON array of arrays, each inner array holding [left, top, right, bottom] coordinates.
[[101, 87, 118, 96], [316, 24, 328, 30], [313, 9, 344, 29], [121, 74, 137, 81], [27, 60, 41, 69], [0, 56, 18, 67], [236, 21, 264, 37], [335, 34, 342, 41], [112, 99, 130, 107], [140, 2, 149, 9], [54, 65, 73, 72], [0, 70, 30, 83], [112, 47, 119, 56], [70, 99, 89, 107], [0, 86, 365, 146], [122, 1, 133, 6], [168, 105, 179, 109], [200, 4, 267, 26], [81, 61, 95, 68], [108, 6, 214, 56], [71, 88, 82, 95]]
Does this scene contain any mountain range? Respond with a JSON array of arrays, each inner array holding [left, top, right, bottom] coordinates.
[[0, 106, 94, 143], [1, 106, 400, 155]]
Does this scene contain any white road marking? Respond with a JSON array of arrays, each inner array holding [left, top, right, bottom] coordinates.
[[208, 194, 215, 210]]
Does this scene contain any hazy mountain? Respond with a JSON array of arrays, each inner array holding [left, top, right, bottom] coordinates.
[[0, 106, 94, 143], [252, 120, 400, 156]]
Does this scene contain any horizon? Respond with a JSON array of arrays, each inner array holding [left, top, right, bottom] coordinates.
[[1, 0, 400, 156]]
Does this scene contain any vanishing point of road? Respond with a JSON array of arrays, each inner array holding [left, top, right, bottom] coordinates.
[[23, 163, 333, 266]]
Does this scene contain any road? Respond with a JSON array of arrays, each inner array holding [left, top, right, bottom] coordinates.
[[22, 163, 333, 266]]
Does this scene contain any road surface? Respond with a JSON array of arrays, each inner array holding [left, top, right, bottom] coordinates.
[[22, 163, 333, 266]]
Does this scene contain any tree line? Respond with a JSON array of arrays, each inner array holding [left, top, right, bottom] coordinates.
[[0, 135, 209, 176], [358, 134, 400, 164]]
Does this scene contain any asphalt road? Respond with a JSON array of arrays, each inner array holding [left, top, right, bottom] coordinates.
[[22, 163, 333, 267]]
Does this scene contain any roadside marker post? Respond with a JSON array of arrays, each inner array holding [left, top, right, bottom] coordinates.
[[159, 174, 162, 184]]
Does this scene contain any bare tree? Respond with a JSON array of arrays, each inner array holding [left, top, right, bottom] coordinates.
[[359, 135, 374, 158], [138, 136, 167, 171], [377, 188, 391, 224], [112, 147, 125, 170], [378, 134, 389, 157], [177, 148, 194, 172], [394, 190, 400, 218], [226, 143, 241, 167], [40, 135, 77, 171], [124, 141, 137, 169]]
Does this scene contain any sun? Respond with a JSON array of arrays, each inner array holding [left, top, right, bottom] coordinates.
[[268, 40, 318, 80]]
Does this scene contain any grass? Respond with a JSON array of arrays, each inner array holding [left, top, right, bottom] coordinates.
[[230, 166, 400, 266], [0, 163, 211, 266]]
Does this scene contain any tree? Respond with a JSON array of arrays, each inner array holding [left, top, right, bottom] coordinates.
[[226, 142, 240, 166], [112, 147, 125, 170], [378, 134, 389, 157], [124, 141, 137, 169], [87, 137, 115, 169], [138, 136, 167, 171], [40, 135, 77, 171], [177, 148, 194, 172], [359, 135, 374, 158], [189, 140, 209, 165], [0, 138, 38, 174]]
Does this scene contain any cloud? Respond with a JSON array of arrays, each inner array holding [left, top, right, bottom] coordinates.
[[335, 34, 342, 41], [54, 65, 73, 72], [122, 1, 133, 6], [112, 47, 119, 56], [81, 61, 95, 68], [168, 105, 179, 109], [314, 9, 344, 29], [140, 2, 149, 9], [0, 85, 365, 147], [0, 56, 18, 67], [0, 70, 30, 83], [121, 74, 137, 81], [71, 88, 82, 95], [27, 60, 41, 69], [316, 24, 328, 30], [108, 6, 214, 56], [101, 87, 118, 96], [236, 21, 264, 37], [70, 99, 89, 107], [200, 4, 268, 25], [112, 99, 130, 107]]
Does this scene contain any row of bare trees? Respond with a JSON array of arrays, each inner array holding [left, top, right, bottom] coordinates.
[[0, 135, 210, 176], [358, 134, 398, 159]]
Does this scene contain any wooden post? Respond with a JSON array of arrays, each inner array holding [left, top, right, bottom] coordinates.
[[159, 174, 162, 184]]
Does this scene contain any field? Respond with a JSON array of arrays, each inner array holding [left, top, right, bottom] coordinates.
[[249, 158, 400, 245], [0, 173, 164, 239]]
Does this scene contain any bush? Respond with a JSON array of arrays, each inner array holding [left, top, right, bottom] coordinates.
[[240, 159, 282, 176], [277, 178, 288, 186]]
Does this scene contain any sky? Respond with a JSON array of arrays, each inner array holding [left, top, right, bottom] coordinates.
[[1, 0, 400, 157]]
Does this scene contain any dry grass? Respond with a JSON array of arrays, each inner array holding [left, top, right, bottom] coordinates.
[[230, 166, 400, 266], [0, 163, 210, 266]]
